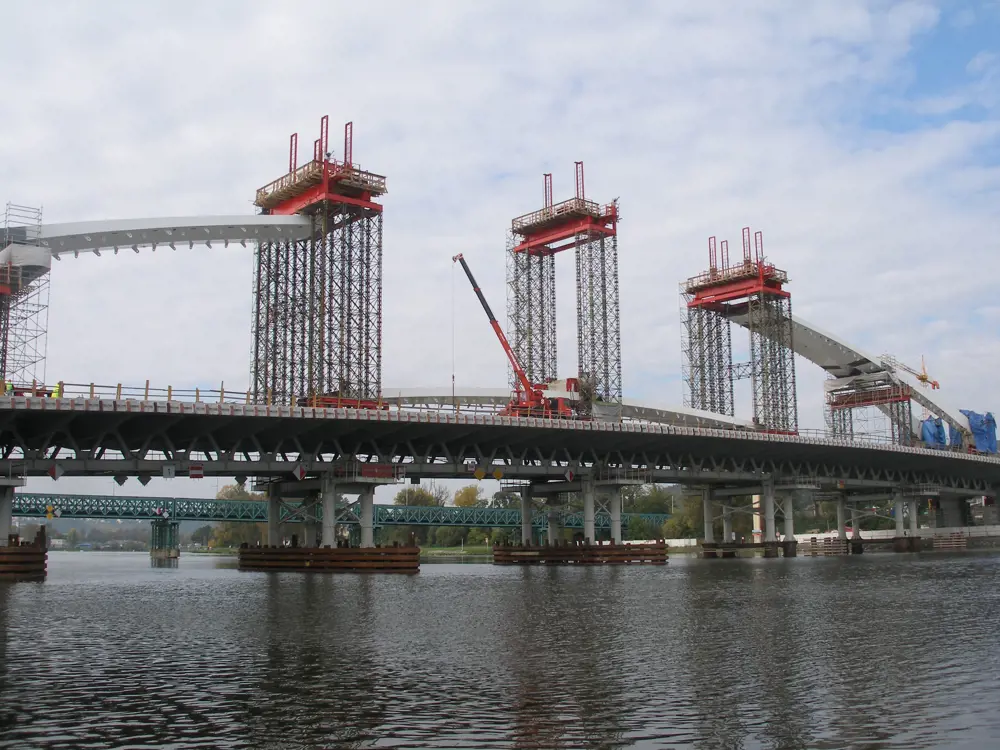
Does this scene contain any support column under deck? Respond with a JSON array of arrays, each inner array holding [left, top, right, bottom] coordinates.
[[782, 492, 797, 557], [722, 504, 732, 543], [609, 489, 622, 544], [762, 481, 777, 556], [582, 479, 596, 543], [520, 488, 533, 545], [837, 495, 847, 541], [0, 486, 12, 546], [908, 498, 919, 536], [893, 492, 907, 552], [360, 489, 375, 548], [321, 475, 337, 548], [850, 504, 864, 554], [267, 484, 280, 547], [702, 488, 714, 544]]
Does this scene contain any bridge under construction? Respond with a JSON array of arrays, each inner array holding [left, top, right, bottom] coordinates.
[[1, 114, 996, 574]]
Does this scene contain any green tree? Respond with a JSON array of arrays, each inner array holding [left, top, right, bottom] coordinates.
[[393, 487, 442, 506], [454, 485, 484, 507], [211, 522, 266, 547], [217, 483, 263, 502], [191, 525, 214, 545], [466, 529, 489, 546], [434, 526, 466, 547], [490, 490, 519, 508], [65, 528, 80, 548]]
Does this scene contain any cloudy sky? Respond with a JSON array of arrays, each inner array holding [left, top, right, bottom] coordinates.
[[2, 0, 999, 500]]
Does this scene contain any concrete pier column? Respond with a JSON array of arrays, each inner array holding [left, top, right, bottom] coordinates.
[[302, 496, 318, 548], [609, 489, 623, 544], [850, 504, 861, 539], [582, 479, 596, 543], [267, 484, 281, 547], [722, 504, 733, 543], [520, 487, 533, 545], [702, 488, 714, 544], [547, 508, 560, 544], [908, 498, 919, 536], [321, 475, 338, 547], [763, 481, 777, 543], [894, 493, 905, 537], [0, 486, 13, 546], [783, 493, 796, 542], [360, 489, 375, 548], [836, 495, 847, 541]]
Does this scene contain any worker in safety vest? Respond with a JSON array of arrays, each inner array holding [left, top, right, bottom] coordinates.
[[50, 382, 62, 399], [3, 382, 11, 397]]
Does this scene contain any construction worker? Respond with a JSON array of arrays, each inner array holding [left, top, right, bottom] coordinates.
[[3, 382, 12, 397], [50, 381, 62, 399]]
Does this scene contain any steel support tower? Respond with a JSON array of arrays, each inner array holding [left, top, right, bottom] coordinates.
[[251, 117, 386, 405], [507, 164, 621, 410], [825, 376, 913, 445], [1, 203, 49, 386], [682, 228, 798, 433]]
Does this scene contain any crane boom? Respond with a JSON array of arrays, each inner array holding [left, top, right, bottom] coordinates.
[[452, 254, 535, 398]]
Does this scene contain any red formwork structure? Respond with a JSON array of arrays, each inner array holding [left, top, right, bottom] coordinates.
[[506, 162, 621, 413], [681, 228, 798, 433], [252, 116, 387, 407]]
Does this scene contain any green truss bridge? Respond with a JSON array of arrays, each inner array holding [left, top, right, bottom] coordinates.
[[13, 493, 670, 531]]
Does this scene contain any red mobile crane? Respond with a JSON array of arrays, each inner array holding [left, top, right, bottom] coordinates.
[[452, 253, 578, 419]]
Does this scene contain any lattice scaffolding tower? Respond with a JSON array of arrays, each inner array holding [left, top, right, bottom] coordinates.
[[251, 116, 386, 406], [1, 203, 50, 386], [681, 228, 798, 433], [507, 163, 621, 411]]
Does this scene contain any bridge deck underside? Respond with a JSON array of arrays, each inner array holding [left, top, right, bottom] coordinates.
[[0, 401, 997, 492]]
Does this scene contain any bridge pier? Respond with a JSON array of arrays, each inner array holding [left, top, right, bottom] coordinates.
[[850, 504, 864, 554], [547, 507, 560, 544], [0, 480, 46, 580], [582, 478, 596, 543], [837, 495, 847, 542], [267, 484, 281, 547], [302, 496, 318, 548], [360, 488, 375, 548], [0, 484, 12, 545], [762, 481, 777, 553], [520, 487, 533, 545], [609, 488, 623, 544], [782, 492, 797, 557], [722, 503, 733, 544], [321, 475, 337, 547], [892, 492, 909, 552], [150, 518, 179, 561], [907, 498, 920, 551]]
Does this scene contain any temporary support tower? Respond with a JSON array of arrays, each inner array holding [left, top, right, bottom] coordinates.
[[1, 203, 50, 386], [681, 228, 797, 433], [251, 117, 386, 406], [506, 163, 621, 413], [824, 375, 913, 445]]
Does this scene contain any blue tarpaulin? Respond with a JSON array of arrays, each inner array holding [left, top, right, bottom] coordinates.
[[921, 417, 947, 448], [960, 410, 998, 453]]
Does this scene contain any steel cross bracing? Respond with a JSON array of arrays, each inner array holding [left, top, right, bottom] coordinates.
[[251, 205, 383, 404], [747, 293, 797, 432], [506, 232, 557, 388], [681, 302, 735, 416], [0, 399, 998, 495], [11, 493, 669, 529]]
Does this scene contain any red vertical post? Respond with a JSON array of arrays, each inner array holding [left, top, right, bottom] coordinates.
[[742, 226, 752, 264], [289, 133, 298, 174], [313, 138, 321, 162], [721, 239, 730, 270], [319, 115, 329, 160], [575, 161, 585, 200], [344, 121, 353, 167], [543, 173, 553, 209], [708, 236, 718, 273], [754, 230, 764, 262]]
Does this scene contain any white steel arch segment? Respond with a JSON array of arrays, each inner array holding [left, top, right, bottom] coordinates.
[[726, 310, 971, 434], [38, 215, 312, 258]]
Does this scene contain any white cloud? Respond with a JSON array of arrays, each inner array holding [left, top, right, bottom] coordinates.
[[1, 0, 998, 498]]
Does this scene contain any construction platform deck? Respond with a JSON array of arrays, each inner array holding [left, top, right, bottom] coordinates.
[[493, 540, 668, 565], [0, 528, 48, 581], [237, 544, 419, 573]]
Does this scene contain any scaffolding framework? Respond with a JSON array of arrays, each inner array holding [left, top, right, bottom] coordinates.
[[826, 376, 913, 445], [250, 118, 385, 405], [681, 228, 798, 433], [506, 164, 621, 406], [2, 203, 49, 386]]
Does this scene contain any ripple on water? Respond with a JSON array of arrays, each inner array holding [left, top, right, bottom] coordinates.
[[1, 551, 1000, 748]]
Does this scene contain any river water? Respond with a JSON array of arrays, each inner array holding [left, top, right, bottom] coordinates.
[[1, 552, 999, 749]]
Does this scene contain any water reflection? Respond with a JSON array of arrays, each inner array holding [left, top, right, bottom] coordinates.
[[0, 553, 999, 748]]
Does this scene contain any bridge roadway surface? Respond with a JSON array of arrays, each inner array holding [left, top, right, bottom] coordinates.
[[11, 493, 669, 529], [1, 397, 998, 496]]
